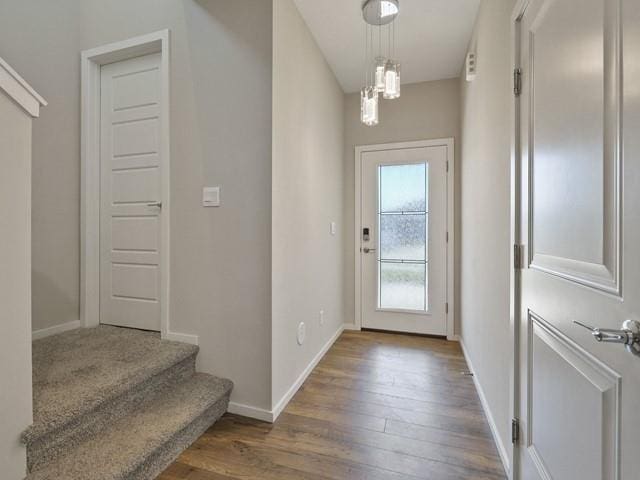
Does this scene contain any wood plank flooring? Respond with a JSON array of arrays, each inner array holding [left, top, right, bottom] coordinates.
[[157, 330, 506, 480]]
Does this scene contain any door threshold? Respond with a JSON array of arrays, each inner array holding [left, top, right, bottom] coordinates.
[[361, 328, 447, 339]]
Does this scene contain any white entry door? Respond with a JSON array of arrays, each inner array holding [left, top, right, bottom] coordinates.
[[99, 53, 163, 331], [515, 1, 640, 479], [358, 142, 450, 335]]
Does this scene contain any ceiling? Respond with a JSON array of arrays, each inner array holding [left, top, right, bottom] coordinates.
[[293, 0, 481, 93]]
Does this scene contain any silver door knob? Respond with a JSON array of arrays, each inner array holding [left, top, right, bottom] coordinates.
[[573, 319, 640, 355], [361, 247, 376, 254]]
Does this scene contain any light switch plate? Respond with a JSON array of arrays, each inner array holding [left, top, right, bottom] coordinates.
[[203, 186, 220, 207]]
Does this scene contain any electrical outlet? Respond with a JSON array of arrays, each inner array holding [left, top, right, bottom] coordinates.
[[319, 310, 325, 326]]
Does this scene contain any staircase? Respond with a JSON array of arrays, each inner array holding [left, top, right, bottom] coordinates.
[[22, 326, 233, 480]]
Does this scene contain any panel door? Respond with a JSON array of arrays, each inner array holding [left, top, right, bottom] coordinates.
[[360, 145, 448, 335], [516, 1, 640, 479], [100, 53, 162, 331]]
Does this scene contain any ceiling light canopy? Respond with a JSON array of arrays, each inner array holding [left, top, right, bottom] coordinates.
[[362, 0, 399, 26]]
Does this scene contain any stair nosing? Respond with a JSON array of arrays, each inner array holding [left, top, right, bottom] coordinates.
[[26, 373, 233, 480], [23, 344, 200, 445]]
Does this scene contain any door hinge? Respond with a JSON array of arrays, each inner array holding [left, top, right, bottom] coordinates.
[[512, 418, 520, 444], [513, 68, 522, 97], [446, 231, 449, 243], [514, 244, 525, 269], [446, 160, 449, 172], [445, 302, 449, 314]]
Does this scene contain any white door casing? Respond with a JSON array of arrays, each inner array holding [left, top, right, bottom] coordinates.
[[355, 140, 454, 336], [513, 1, 640, 479], [99, 53, 162, 331]]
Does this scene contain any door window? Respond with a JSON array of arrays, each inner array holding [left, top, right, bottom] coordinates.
[[378, 163, 428, 311]]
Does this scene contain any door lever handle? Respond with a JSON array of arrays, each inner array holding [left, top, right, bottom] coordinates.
[[147, 202, 162, 208], [573, 319, 640, 355], [361, 247, 376, 254]]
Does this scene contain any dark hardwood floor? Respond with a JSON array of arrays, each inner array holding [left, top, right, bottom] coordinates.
[[158, 330, 506, 480]]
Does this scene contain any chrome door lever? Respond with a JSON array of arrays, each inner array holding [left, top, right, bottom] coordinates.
[[147, 202, 162, 208], [573, 319, 640, 356], [361, 247, 376, 254]]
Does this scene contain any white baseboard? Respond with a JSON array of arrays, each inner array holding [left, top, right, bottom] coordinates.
[[164, 331, 199, 346], [32, 320, 81, 341], [227, 401, 273, 422], [459, 338, 511, 475], [342, 323, 361, 331], [270, 323, 344, 422], [230, 324, 345, 424], [448, 333, 460, 341]]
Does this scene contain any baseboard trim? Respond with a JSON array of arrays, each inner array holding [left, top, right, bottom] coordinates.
[[459, 338, 511, 475], [271, 323, 345, 422], [342, 323, 361, 331], [32, 320, 81, 341], [164, 331, 199, 346], [227, 401, 273, 423]]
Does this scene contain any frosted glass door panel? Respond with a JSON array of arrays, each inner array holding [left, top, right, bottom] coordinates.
[[378, 163, 428, 311], [379, 262, 426, 310], [380, 163, 428, 212], [380, 214, 428, 260]]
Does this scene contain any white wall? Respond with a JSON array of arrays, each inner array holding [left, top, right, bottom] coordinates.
[[343, 79, 461, 331], [0, 91, 34, 480], [271, 0, 345, 410], [0, 0, 274, 412], [459, 0, 515, 470]]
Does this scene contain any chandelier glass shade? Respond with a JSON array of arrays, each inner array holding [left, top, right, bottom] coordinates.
[[383, 60, 401, 99], [360, 85, 379, 126], [374, 56, 386, 92]]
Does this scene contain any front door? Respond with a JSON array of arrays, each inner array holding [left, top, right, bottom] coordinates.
[[99, 53, 163, 331], [358, 141, 450, 335], [515, 1, 640, 479]]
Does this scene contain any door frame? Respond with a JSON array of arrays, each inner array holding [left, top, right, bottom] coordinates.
[[510, 1, 530, 479], [354, 138, 456, 340], [80, 30, 171, 337]]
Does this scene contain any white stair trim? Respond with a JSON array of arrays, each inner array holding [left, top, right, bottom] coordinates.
[[0, 56, 47, 117]]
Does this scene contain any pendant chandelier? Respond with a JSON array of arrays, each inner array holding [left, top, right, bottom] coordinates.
[[360, 0, 401, 126]]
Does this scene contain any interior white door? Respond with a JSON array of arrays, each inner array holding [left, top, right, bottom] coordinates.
[[99, 53, 162, 331], [516, 1, 640, 479], [359, 144, 448, 335]]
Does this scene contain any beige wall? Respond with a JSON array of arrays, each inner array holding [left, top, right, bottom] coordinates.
[[271, 0, 345, 406], [82, 0, 275, 411], [0, 0, 274, 411], [0, 93, 34, 479], [459, 0, 515, 468], [343, 79, 461, 331], [0, 0, 81, 334]]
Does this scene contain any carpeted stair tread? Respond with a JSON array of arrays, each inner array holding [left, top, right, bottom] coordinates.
[[26, 373, 233, 480], [24, 326, 200, 445]]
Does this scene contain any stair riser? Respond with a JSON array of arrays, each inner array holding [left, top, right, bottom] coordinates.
[[127, 392, 231, 480], [27, 353, 197, 472]]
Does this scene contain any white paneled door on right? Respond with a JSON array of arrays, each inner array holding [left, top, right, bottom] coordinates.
[[100, 53, 162, 331], [516, 1, 639, 479]]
